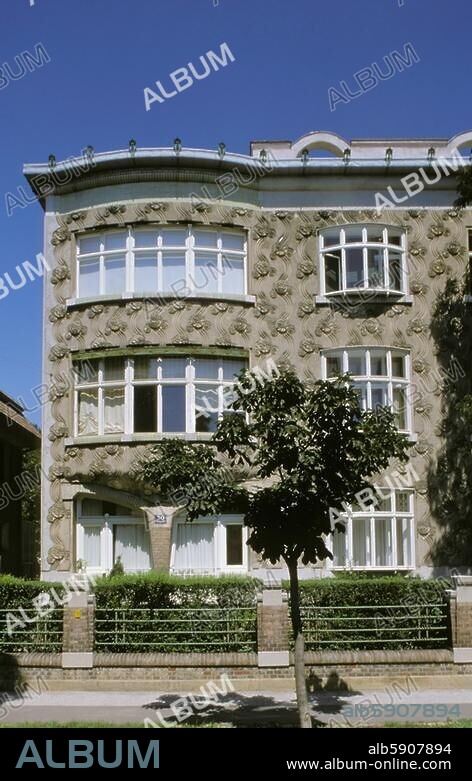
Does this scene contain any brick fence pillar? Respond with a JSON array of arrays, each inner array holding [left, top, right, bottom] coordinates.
[[451, 575, 472, 662], [257, 589, 290, 667], [62, 592, 95, 669]]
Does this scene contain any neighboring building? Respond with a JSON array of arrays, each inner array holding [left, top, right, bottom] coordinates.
[[23, 130, 472, 581], [0, 390, 40, 575]]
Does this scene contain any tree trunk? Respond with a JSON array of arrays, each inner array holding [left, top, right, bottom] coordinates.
[[286, 557, 312, 728]]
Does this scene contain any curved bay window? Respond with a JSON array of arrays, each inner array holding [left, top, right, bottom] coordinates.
[[74, 355, 247, 437], [319, 225, 406, 297], [76, 226, 247, 300], [322, 347, 411, 432]]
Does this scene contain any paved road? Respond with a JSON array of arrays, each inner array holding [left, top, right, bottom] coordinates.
[[1, 689, 471, 727]]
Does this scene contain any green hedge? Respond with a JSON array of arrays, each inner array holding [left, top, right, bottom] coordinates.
[[285, 577, 451, 650], [94, 573, 260, 653], [0, 576, 64, 653]]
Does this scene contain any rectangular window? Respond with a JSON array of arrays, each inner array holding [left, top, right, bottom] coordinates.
[[226, 525, 243, 566], [77, 226, 247, 299], [330, 490, 414, 569], [172, 516, 247, 574], [75, 355, 247, 437]]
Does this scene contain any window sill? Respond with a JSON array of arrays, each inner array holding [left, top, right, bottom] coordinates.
[[66, 292, 256, 309], [65, 433, 215, 447], [315, 292, 413, 306], [329, 566, 414, 571]]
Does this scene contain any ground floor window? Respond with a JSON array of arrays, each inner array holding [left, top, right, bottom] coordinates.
[[171, 515, 247, 574], [330, 490, 415, 569], [76, 498, 151, 574]]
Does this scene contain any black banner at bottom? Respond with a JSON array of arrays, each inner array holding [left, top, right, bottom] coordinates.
[[0, 727, 467, 772]]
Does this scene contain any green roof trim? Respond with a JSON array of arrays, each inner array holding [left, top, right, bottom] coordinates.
[[71, 344, 249, 361]]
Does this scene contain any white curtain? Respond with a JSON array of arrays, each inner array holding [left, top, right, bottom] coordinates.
[[352, 517, 369, 567], [174, 524, 215, 572], [114, 524, 151, 571], [375, 517, 392, 566], [104, 388, 125, 433], [83, 526, 101, 568], [78, 390, 98, 435]]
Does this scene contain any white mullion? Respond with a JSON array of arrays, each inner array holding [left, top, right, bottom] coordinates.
[[402, 233, 408, 294], [98, 360, 104, 435], [390, 514, 396, 567], [362, 246, 368, 290], [383, 246, 389, 288], [343, 349, 349, 374], [347, 517, 353, 566], [188, 359, 194, 434], [99, 246, 105, 295], [157, 360, 163, 433], [369, 515, 376, 567], [125, 359, 132, 435], [341, 247, 347, 291], [320, 251, 326, 296], [244, 233, 248, 295], [128, 228, 134, 294], [188, 226, 194, 295]]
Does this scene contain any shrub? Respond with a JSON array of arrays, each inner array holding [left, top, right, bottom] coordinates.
[[0, 576, 64, 653]]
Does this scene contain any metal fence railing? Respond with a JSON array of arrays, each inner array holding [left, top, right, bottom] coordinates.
[[94, 607, 257, 653], [0, 608, 63, 653], [297, 603, 449, 650]]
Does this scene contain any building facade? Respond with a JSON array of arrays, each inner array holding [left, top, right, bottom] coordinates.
[[0, 390, 40, 575], [24, 130, 472, 582]]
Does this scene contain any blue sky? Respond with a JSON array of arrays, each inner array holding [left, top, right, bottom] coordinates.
[[0, 0, 470, 425]]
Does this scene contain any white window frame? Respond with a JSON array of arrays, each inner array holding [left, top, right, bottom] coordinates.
[[76, 225, 247, 299], [170, 515, 248, 575], [328, 489, 415, 570], [74, 356, 247, 437], [321, 347, 412, 433], [319, 225, 407, 297], [76, 500, 151, 575]]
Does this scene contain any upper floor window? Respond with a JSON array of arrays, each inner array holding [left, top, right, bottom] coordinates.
[[319, 225, 406, 297], [74, 355, 247, 438], [77, 226, 247, 300], [322, 347, 411, 432]]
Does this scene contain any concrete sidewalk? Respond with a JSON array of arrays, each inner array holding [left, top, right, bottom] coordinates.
[[1, 688, 471, 727]]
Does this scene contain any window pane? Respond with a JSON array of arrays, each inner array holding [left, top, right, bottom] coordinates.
[[114, 524, 151, 572], [83, 526, 101, 568], [134, 386, 157, 433], [326, 355, 342, 377], [348, 352, 365, 375], [134, 357, 158, 379], [332, 529, 346, 566], [223, 359, 247, 380], [371, 384, 388, 409], [75, 360, 99, 384], [393, 386, 407, 428], [222, 233, 245, 251], [161, 228, 187, 246], [195, 384, 219, 432], [222, 256, 244, 294], [194, 359, 219, 379], [226, 525, 243, 565], [345, 248, 364, 287], [79, 259, 100, 297], [162, 254, 185, 292], [194, 229, 218, 248], [174, 523, 214, 572], [78, 389, 98, 435], [104, 232, 127, 251], [396, 492, 410, 513], [134, 230, 159, 248], [388, 252, 402, 291], [325, 251, 341, 292], [388, 229, 403, 247], [81, 499, 103, 516], [322, 228, 340, 247], [79, 236, 101, 254], [135, 255, 158, 291], [162, 385, 186, 432], [353, 383, 367, 410], [391, 354, 406, 378], [104, 256, 126, 294], [104, 387, 124, 433], [370, 352, 387, 376], [103, 358, 124, 381], [162, 358, 187, 379], [376, 492, 392, 512], [194, 254, 218, 294], [367, 248, 384, 287], [352, 517, 369, 566], [344, 226, 364, 243], [396, 517, 412, 566], [375, 517, 392, 566], [367, 227, 384, 243]]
